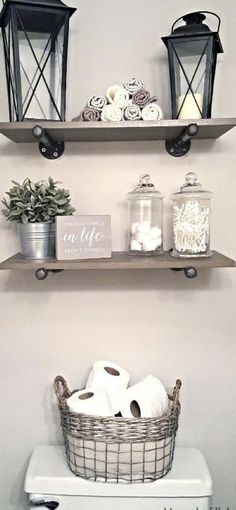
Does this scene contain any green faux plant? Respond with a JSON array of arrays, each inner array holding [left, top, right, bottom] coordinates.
[[2, 177, 75, 224]]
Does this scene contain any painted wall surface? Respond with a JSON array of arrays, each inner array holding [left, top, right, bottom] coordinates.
[[0, 1, 235, 508]]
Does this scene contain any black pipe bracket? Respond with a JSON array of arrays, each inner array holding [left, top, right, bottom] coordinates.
[[29, 500, 59, 509], [166, 123, 199, 157], [35, 268, 64, 280], [32, 125, 64, 160], [35, 267, 197, 280], [171, 267, 198, 279]]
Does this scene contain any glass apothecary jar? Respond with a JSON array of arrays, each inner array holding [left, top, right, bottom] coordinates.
[[171, 172, 212, 258], [127, 174, 164, 255]]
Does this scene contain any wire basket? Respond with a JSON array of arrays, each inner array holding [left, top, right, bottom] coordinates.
[[54, 375, 181, 483]]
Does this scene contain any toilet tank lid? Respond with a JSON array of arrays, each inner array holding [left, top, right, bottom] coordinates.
[[24, 445, 212, 498]]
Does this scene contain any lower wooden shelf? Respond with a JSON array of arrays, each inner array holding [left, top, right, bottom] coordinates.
[[0, 251, 235, 280]]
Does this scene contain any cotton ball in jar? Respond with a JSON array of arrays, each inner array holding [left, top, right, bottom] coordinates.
[[136, 220, 151, 234], [135, 231, 147, 244], [143, 237, 162, 252], [130, 222, 140, 235], [143, 236, 160, 251], [154, 236, 162, 248], [149, 226, 162, 240], [130, 240, 142, 251]]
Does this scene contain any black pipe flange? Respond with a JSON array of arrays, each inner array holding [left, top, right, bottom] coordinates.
[[32, 125, 64, 160], [166, 123, 199, 157]]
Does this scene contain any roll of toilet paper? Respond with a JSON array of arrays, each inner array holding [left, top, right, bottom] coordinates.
[[86, 360, 130, 414], [120, 375, 169, 419], [145, 375, 169, 415], [67, 388, 113, 416]]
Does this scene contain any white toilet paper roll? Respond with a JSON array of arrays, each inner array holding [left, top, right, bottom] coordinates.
[[144, 375, 169, 415], [67, 388, 113, 416], [86, 360, 130, 414], [120, 375, 169, 418]]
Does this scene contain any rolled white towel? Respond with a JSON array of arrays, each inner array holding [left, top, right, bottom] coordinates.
[[88, 95, 107, 111], [106, 85, 130, 108], [124, 77, 144, 95], [123, 103, 141, 121], [101, 104, 123, 122], [123, 99, 133, 108], [141, 102, 163, 121]]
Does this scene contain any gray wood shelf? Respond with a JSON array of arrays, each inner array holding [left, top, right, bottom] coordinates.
[[0, 118, 235, 144], [0, 251, 235, 271]]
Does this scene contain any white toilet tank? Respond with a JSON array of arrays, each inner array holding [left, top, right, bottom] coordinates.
[[25, 445, 212, 510]]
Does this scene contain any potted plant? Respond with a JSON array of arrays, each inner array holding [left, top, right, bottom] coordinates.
[[2, 177, 75, 259]]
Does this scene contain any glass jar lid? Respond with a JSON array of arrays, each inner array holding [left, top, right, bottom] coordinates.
[[127, 174, 164, 199], [171, 172, 212, 199]]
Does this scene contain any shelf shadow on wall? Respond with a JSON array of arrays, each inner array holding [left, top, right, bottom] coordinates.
[[1, 267, 234, 295], [0, 138, 220, 159]]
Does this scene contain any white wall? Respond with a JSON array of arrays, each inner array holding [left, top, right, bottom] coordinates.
[[0, 0, 235, 508]]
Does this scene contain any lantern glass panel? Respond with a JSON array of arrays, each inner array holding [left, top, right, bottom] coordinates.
[[1, 3, 70, 121], [15, 5, 67, 121], [169, 35, 213, 119], [18, 30, 65, 120]]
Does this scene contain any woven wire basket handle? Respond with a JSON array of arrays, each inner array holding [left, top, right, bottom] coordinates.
[[171, 379, 182, 412], [54, 375, 71, 405]]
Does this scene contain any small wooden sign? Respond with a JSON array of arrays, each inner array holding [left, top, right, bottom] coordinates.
[[56, 215, 112, 260]]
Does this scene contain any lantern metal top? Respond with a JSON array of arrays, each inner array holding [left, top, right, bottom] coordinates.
[[162, 10, 223, 54], [1, 0, 75, 9], [0, 0, 76, 27]]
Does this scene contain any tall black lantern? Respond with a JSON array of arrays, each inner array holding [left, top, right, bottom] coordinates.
[[162, 11, 223, 120], [0, 0, 76, 122]]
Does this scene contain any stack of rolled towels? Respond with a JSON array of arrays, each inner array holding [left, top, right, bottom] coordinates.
[[73, 78, 163, 122], [67, 360, 169, 419]]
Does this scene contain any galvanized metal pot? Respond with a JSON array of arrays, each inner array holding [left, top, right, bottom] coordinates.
[[19, 222, 55, 259]]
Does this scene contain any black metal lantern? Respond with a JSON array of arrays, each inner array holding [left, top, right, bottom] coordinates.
[[0, 0, 76, 122], [162, 11, 223, 119]]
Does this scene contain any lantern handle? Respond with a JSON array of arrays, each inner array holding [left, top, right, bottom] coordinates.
[[171, 11, 221, 34]]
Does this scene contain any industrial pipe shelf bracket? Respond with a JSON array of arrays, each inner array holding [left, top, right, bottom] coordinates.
[[32, 125, 64, 160], [170, 266, 198, 279], [35, 268, 64, 280], [34, 267, 197, 280], [165, 123, 199, 157], [29, 500, 59, 510]]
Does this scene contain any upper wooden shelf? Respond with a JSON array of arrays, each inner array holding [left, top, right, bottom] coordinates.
[[0, 118, 235, 144], [0, 250, 235, 280]]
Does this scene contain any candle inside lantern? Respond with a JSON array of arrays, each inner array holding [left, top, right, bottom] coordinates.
[[178, 93, 203, 119]]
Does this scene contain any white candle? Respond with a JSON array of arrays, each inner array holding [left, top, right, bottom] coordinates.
[[178, 93, 203, 119]]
